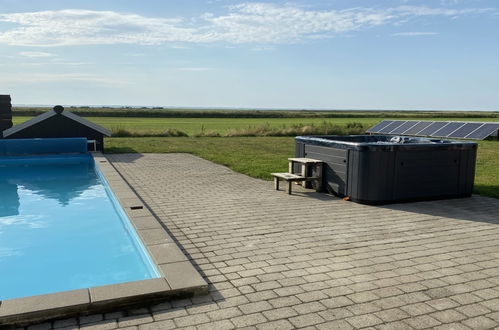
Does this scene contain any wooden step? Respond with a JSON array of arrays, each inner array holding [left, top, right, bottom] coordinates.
[[288, 157, 323, 164]]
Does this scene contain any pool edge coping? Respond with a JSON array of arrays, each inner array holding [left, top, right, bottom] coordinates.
[[0, 152, 208, 327]]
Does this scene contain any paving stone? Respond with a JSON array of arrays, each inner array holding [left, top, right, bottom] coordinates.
[[174, 313, 210, 327], [348, 291, 379, 303], [318, 307, 353, 320], [255, 319, 294, 330], [149, 243, 188, 264], [450, 293, 482, 305], [207, 307, 242, 321], [433, 323, 471, 330], [375, 308, 410, 322], [268, 296, 301, 308], [185, 303, 218, 315], [153, 308, 188, 321], [239, 301, 273, 314], [479, 298, 499, 311], [474, 288, 499, 300], [346, 302, 382, 315], [20, 154, 499, 329], [296, 290, 329, 302], [321, 296, 354, 308], [345, 314, 383, 328], [401, 303, 436, 317], [426, 298, 460, 311], [293, 301, 327, 314], [262, 307, 298, 321], [430, 310, 467, 323], [231, 313, 267, 327], [197, 319, 235, 330], [138, 320, 176, 330], [376, 321, 415, 330], [461, 315, 497, 329], [288, 313, 325, 328], [456, 304, 491, 317], [404, 315, 442, 329], [316, 319, 354, 330], [487, 310, 499, 321], [159, 261, 207, 290], [118, 315, 154, 327], [105, 312, 126, 320], [80, 314, 104, 324], [53, 318, 78, 328], [79, 320, 118, 330]]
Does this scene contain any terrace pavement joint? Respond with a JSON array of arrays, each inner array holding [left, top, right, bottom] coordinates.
[[20, 153, 499, 329]]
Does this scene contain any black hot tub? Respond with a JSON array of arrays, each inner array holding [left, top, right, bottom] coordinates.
[[295, 135, 477, 204]]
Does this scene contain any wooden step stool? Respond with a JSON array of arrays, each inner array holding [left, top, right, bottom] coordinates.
[[271, 157, 323, 195]]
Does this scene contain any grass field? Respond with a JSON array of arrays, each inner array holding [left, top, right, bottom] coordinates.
[[10, 111, 499, 199], [12, 116, 499, 136], [12, 107, 499, 119], [106, 137, 499, 199]]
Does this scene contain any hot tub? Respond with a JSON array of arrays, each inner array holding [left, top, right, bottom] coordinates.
[[295, 135, 477, 204]]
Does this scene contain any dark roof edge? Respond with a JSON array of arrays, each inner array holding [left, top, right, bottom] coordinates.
[[2, 110, 55, 138], [62, 110, 111, 136], [2, 109, 112, 138]]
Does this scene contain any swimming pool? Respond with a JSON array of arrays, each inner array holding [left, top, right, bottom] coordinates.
[[0, 153, 160, 300]]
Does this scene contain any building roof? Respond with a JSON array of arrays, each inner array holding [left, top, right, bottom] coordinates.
[[2, 108, 112, 138]]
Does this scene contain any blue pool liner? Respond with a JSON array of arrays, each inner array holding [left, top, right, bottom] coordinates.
[[0, 150, 160, 300], [0, 138, 87, 156]]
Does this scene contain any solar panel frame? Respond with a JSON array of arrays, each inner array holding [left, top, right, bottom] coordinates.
[[366, 120, 499, 140], [432, 122, 466, 137], [403, 121, 434, 135], [390, 121, 419, 135], [417, 121, 449, 137], [447, 123, 483, 138], [465, 123, 499, 140], [378, 121, 406, 134], [366, 120, 394, 133]]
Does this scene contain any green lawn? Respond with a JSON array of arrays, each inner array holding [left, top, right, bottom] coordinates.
[[11, 113, 499, 199], [13, 116, 499, 136], [106, 137, 294, 179], [474, 140, 499, 199], [106, 137, 499, 199]]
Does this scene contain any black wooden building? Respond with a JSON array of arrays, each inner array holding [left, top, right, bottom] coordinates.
[[0, 95, 13, 132], [1, 104, 111, 151]]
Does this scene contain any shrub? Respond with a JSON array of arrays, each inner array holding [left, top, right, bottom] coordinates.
[[194, 130, 221, 137], [222, 122, 366, 137], [111, 127, 188, 137]]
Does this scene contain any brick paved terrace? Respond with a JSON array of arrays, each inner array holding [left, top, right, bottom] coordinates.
[[24, 153, 499, 330]]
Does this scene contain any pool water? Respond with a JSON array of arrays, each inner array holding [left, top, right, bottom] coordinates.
[[0, 154, 160, 300]]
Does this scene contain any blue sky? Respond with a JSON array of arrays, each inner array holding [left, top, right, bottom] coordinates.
[[0, 0, 498, 110]]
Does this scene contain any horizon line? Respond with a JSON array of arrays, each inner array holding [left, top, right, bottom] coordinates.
[[11, 104, 499, 113]]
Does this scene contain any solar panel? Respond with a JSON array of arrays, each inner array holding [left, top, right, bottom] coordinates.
[[366, 120, 499, 140], [390, 121, 419, 134], [433, 122, 466, 137], [366, 120, 394, 133], [417, 122, 448, 136], [465, 123, 499, 140], [403, 121, 433, 135], [379, 121, 406, 133], [448, 123, 483, 138]]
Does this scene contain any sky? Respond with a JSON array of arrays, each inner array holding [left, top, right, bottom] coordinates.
[[0, 0, 498, 110]]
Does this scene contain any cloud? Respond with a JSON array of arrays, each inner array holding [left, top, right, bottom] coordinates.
[[392, 31, 439, 36], [0, 9, 196, 46], [19, 51, 54, 57], [0, 4, 493, 46]]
